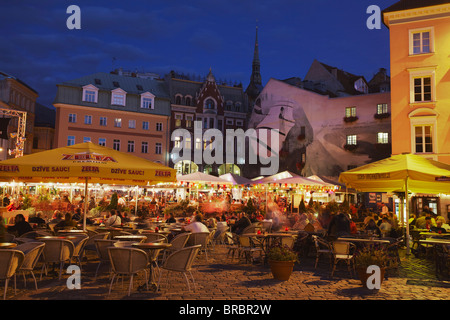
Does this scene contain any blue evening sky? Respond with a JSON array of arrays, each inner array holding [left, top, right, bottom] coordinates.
[[0, 0, 396, 107]]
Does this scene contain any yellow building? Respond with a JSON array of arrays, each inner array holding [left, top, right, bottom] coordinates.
[[383, 0, 450, 164]]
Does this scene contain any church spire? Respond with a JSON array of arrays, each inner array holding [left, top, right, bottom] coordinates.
[[246, 24, 263, 110]]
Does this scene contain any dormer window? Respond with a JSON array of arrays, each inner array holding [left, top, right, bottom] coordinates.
[[111, 88, 127, 106], [82, 84, 99, 103], [205, 98, 216, 110], [354, 78, 368, 94], [140, 92, 155, 109]]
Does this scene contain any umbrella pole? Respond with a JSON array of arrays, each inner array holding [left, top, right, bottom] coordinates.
[[83, 177, 88, 232], [405, 176, 410, 255]]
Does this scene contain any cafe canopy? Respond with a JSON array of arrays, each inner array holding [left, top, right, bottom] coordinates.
[[0, 142, 177, 186]]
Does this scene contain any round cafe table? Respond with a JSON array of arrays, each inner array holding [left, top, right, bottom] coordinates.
[[132, 242, 172, 291], [114, 235, 147, 242], [0, 242, 17, 249]]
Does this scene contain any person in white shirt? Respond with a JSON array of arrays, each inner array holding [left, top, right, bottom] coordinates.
[[182, 213, 209, 233], [379, 217, 392, 237], [105, 209, 122, 227]]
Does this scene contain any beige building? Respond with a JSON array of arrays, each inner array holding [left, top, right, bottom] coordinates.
[[53, 72, 171, 165]]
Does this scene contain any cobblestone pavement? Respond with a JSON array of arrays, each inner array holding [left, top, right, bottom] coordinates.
[[7, 243, 450, 302]]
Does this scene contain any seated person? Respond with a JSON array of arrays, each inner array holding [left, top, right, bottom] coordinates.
[[379, 217, 392, 237], [105, 209, 122, 227], [364, 218, 381, 237], [7, 214, 33, 237], [430, 220, 447, 233], [29, 211, 47, 226], [231, 212, 251, 235], [72, 208, 82, 221], [54, 212, 78, 232], [182, 213, 209, 233], [164, 212, 176, 224]]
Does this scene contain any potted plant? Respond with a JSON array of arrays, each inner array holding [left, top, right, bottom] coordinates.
[[354, 247, 388, 289], [267, 245, 299, 281]]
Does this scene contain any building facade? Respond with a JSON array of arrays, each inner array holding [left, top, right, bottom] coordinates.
[[32, 103, 55, 153], [166, 69, 249, 176], [53, 72, 171, 165], [0, 71, 38, 160], [383, 0, 450, 216], [247, 60, 391, 179]]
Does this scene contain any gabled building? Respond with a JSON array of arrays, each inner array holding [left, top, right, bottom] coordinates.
[[247, 60, 391, 180], [53, 72, 171, 165], [166, 69, 248, 175]]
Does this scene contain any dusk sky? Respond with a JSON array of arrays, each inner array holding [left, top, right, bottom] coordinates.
[[1, 0, 395, 108]]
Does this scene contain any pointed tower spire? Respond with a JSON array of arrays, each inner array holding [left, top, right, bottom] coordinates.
[[246, 23, 263, 110]]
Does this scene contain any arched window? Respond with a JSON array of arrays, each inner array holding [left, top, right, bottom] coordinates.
[[175, 95, 182, 105], [185, 96, 191, 106], [205, 98, 215, 109]]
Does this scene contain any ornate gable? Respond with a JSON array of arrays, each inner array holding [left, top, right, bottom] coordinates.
[[195, 69, 224, 115]]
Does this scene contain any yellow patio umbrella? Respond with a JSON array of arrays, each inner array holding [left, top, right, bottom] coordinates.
[[0, 142, 177, 230], [339, 153, 450, 254]]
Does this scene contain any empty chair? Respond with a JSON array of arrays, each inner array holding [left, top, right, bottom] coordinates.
[[40, 239, 75, 280], [188, 232, 211, 261], [71, 236, 90, 269], [238, 235, 263, 264], [107, 247, 149, 296], [157, 245, 201, 292], [15, 242, 45, 290], [331, 241, 356, 277], [312, 235, 333, 269], [225, 233, 240, 261], [83, 232, 110, 259], [0, 249, 25, 300], [163, 232, 191, 260], [94, 239, 117, 279]]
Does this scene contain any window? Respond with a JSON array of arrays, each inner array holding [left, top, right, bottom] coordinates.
[[377, 132, 389, 144], [415, 125, 433, 153], [175, 114, 183, 127], [142, 121, 149, 130], [346, 135, 357, 145], [68, 113, 77, 123], [98, 138, 106, 146], [186, 115, 193, 128], [112, 93, 125, 106], [185, 137, 191, 149], [113, 139, 120, 151], [84, 115, 92, 125], [175, 95, 182, 105], [83, 137, 91, 143], [413, 77, 432, 103], [67, 136, 75, 146], [409, 28, 433, 55], [195, 138, 201, 150], [155, 143, 162, 154], [236, 120, 244, 127], [205, 98, 215, 109], [226, 119, 234, 126], [99, 117, 107, 126], [409, 67, 436, 104], [82, 84, 98, 103], [114, 118, 122, 128], [174, 137, 181, 148], [377, 104, 389, 114], [141, 142, 148, 154], [142, 97, 152, 109], [185, 96, 191, 106], [128, 120, 136, 129], [140, 92, 155, 109], [156, 122, 163, 132], [345, 107, 356, 118], [127, 141, 135, 153]]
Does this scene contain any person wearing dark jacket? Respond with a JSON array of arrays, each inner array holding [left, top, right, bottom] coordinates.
[[7, 214, 33, 237], [231, 213, 251, 235]]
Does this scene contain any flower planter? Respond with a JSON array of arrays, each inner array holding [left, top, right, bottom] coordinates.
[[268, 260, 296, 281]]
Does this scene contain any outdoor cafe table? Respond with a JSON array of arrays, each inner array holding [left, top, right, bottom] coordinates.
[[132, 242, 172, 291], [0, 242, 17, 249], [337, 237, 391, 249], [113, 235, 147, 243], [419, 238, 450, 246], [419, 232, 450, 238]]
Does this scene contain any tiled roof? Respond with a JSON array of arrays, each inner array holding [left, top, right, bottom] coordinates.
[[383, 0, 450, 13]]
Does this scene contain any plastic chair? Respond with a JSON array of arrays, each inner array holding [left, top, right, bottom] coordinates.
[[39, 239, 75, 280], [71, 236, 90, 269], [157, 245, 201, 292], [107, 247, 149, 296], [331, 241, 356, 277], [83, 232, 110, 259], [94, 239, 117, 279], [15, 242, 45, 290]]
